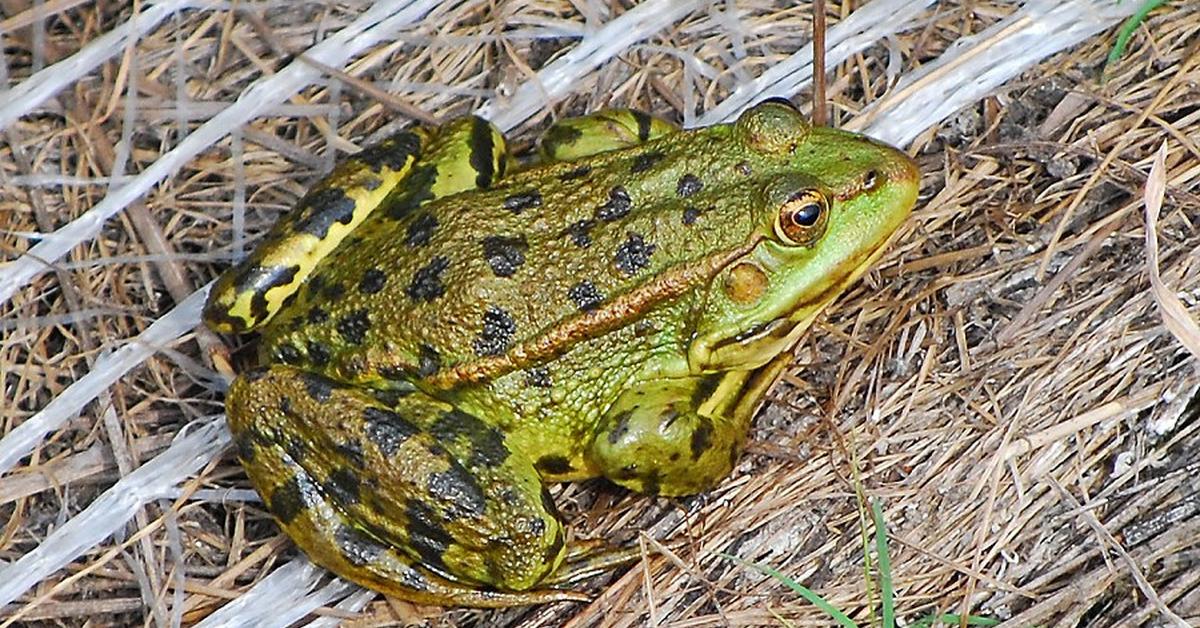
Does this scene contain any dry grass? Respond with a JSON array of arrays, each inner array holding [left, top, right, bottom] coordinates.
[[1, 1, 1199, 626]]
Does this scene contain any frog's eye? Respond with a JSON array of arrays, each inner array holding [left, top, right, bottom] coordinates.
[[774, 189, 829, 246]]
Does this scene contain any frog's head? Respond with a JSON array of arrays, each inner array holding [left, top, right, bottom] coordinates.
[[688, 100, 920, 373]]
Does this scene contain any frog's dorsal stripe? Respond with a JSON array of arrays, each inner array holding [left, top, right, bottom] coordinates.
[[205, 131, 429, 333], [425, 237, 763, 389]]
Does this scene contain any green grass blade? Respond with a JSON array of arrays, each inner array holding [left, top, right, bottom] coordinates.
[[845, 433, 879, 626], [1103, 0, 1168, 79], [720, 553, 858, 628], [872, 499, 895, 628]]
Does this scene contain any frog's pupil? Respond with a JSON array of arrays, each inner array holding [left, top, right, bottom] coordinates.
[[793, 203, 821, 227]]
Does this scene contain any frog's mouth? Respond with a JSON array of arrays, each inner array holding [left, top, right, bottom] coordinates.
[[704, 307, 819, 367], [696, 285, 838, 372], [690, 233, 898, 373]]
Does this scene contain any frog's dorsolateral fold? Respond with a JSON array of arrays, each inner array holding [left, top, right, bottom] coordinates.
[[205, 100, 919, 606]]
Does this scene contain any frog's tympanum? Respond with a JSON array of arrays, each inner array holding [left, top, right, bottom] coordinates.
[[204, 100, 920, 606]]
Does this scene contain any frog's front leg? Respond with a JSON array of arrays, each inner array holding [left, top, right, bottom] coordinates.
[[228, 365, 587, 607], [204, 115, 509, 334], [587, 365, 782, 496]]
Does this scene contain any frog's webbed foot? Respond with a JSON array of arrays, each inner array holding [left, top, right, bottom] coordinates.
[[227, 365, 587, 607], [537, 109, 678, 163]]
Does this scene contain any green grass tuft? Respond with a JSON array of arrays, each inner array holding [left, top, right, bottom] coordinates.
[[1103, 0, 1169, 80], [722, 499, 1000, 627]]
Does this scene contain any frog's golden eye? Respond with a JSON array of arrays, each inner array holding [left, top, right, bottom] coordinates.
[[774, 189, 828, 246]]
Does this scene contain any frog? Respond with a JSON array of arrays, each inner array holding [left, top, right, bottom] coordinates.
[[202, 100, 920, 607]]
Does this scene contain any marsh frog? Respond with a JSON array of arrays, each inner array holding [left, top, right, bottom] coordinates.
[[203, 100, 919, 606]]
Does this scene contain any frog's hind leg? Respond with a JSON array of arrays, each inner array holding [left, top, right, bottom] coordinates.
[[204, 115, 509, 334], [227, 365, 586, 607], [537, 109, 677, 163], [587, 364, 784, 497]]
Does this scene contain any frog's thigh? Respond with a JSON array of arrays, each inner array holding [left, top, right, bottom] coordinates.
[[227, 366, 580, 606], [587, 377, 743, 497], [538, 109, 678, 162], [204, 115, 508, 334]]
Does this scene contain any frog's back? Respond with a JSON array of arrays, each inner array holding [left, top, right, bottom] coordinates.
[[261, 126, 765, 389]]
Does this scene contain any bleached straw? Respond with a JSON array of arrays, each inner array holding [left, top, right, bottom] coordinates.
[[0, 0, 445, 307], [0, 287, 210, 475], [0, 0, 1147, 619], [477, 0, 704, 131], [0, 418, 229, 612], [696, 0, 936, 126], [192, 560, 354, 628], [853, 0, 1146, 146], [0, 0, 214, 130]]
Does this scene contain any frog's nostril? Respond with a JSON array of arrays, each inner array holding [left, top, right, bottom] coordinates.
[[863, 169, 880, 191]]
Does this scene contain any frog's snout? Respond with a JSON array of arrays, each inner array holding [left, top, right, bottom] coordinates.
[[861, 137, 920, 197], [887, 146, 920, 189]]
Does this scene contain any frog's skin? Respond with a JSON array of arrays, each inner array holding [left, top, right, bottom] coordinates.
[[203, 101, 920, 607]]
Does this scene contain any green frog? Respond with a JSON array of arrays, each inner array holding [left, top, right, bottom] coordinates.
[[203, 100, 919, 607]]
